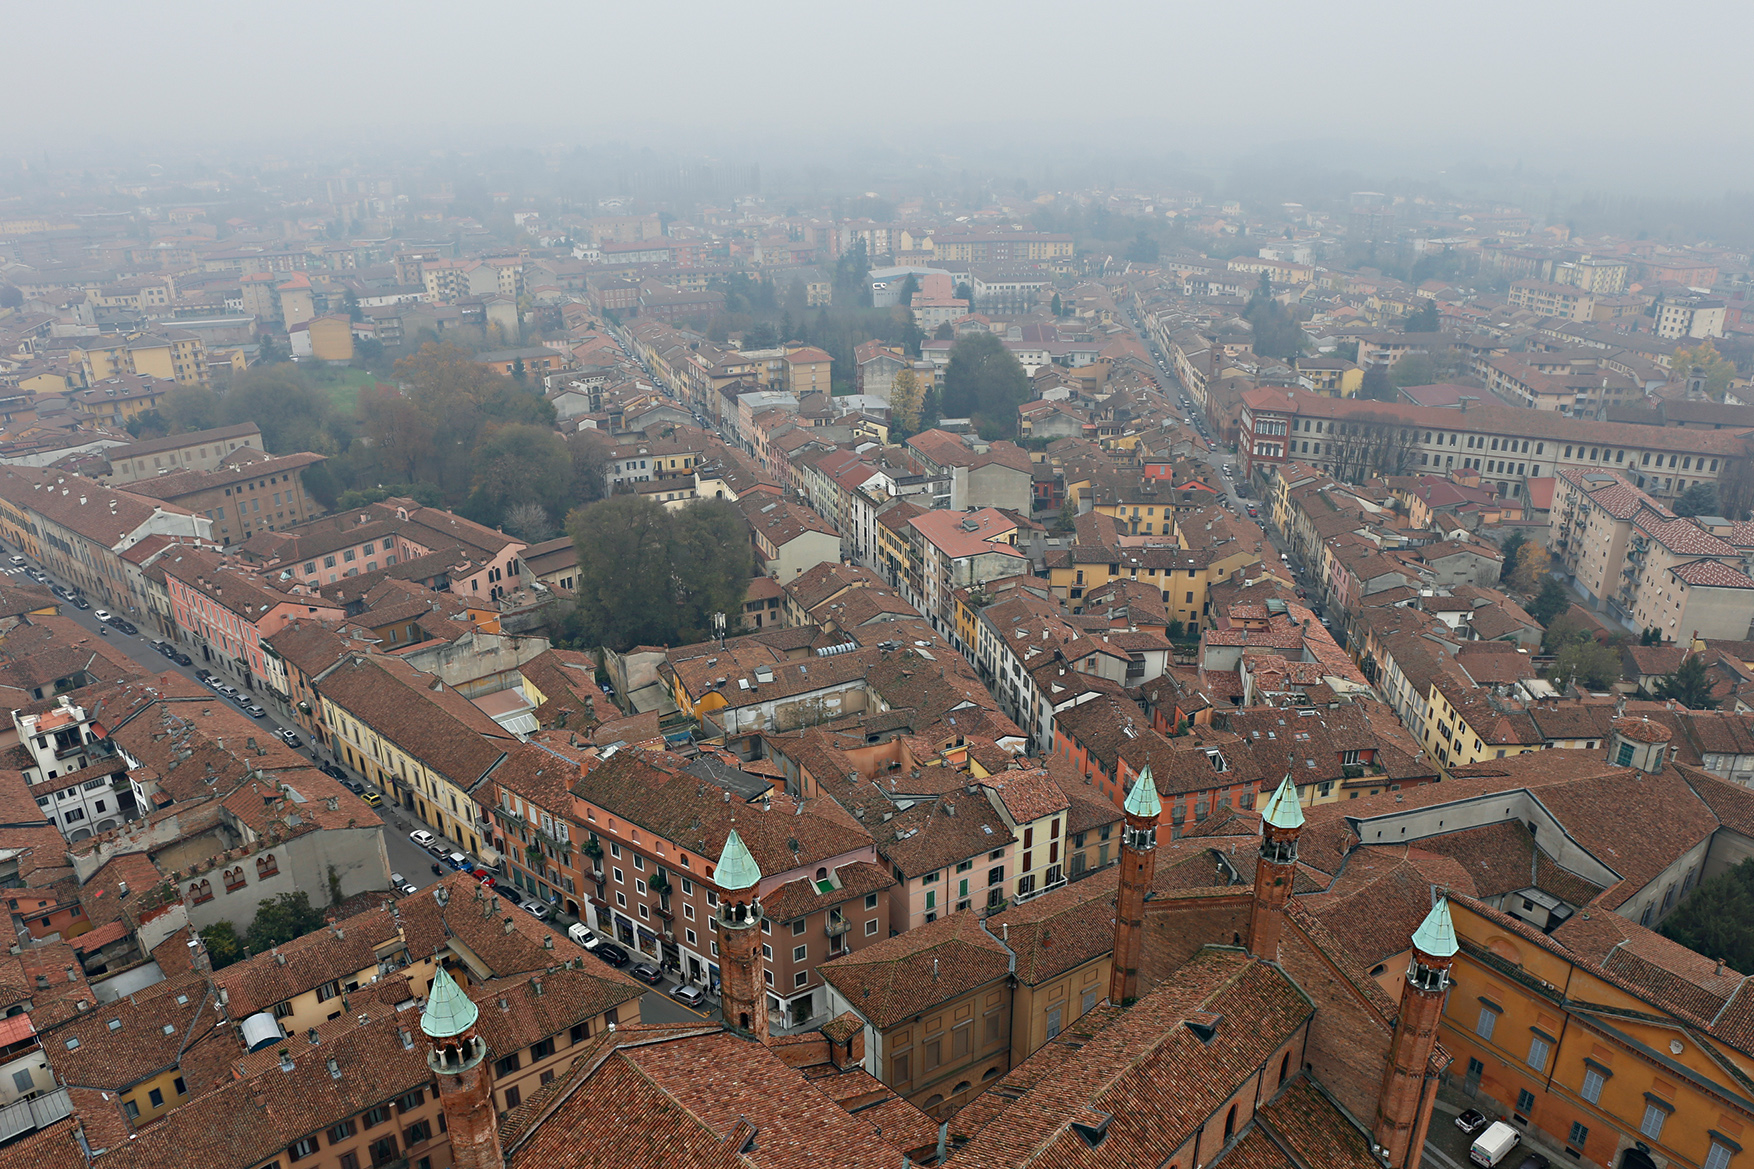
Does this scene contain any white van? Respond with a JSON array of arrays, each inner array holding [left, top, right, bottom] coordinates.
[[1469, 1120, 1520, 1167], [568, 923, 596, 949]]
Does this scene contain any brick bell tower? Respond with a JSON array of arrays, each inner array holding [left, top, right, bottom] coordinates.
[[1373, 898, 1459, 1169], [1109, 766, 1161, 1006], [713, 828, 769, 1043], [1247, 773, 1304, 961], [422, 966, 502, 1169]]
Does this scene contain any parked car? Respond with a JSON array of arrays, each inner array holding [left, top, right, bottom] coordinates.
[[669, 984, 707, 1007], [518, 899, 552, 920], [361, 791, 383, 808], [244, 704, 266, 718], [70, 596, 89, 610], [7, 555, 23, 566], [343, 779, 365, 795], [471, 870, 495, 887], [1455, 1109, 1491, 1136], [396, 881, 418, 896], [153, 641, 174, 657], [409, 829, 437, 848], [93, 610, 111, 622], [277, 729, 302, 748], [590, 941, 631, 967], [444, 851, 472, 871], [171, 651, 192, 666], [109, 617, 137, 635], [629, 963, 664, 986], [391, 872, 407, 887], [425, 842, 448, 860]]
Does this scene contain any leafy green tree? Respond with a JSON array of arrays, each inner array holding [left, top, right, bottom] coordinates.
[[898, 274, 919, 307], [1389, 354, 1438, 388], [1552, 636, 1621, 691], [942, 332, 1029, 437], [834, 240, 873, 309], [1405, 300, 1440, 332], [163, 385, 222, 433], [954, 282, 973, 306], [343, 290, 363, 323], [199, 921, 245, 970], [569, 496, 747, 652], [221, 367, 334, 454], [125, 409, 170, 440], [1661, 858, 1754, 973], [1641, 627, 1664, 646], [669, 499, 755, 640], [512, 357, 527, 382], [257, 335, 286, 365], [933, 322, 955, 341], [1497, 532, 1527, 584], [1655, 654, 1720, 709], [1125, 231, 1160, 263], [1530, 575, 1572, 626], [0, 285, 22, 309], [1673, 482, 1722, 517], [1051, 293, 1064, 317], [243, 892, 325, 953], [464, 423, 571, 529], [1241, 273, 1311, 359], [1358, 363, 1397, 402]]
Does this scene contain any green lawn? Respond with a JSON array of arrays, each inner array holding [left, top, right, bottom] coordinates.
[[309, 367, 378, 413]]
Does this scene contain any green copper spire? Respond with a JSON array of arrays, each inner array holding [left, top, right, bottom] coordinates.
[[1411, 898, 1459, 959], [714, 828, 762, 892], [420, 966, 479, 1039], [1261, 773, 1305, 830], [1123, 766, 1162, 819]]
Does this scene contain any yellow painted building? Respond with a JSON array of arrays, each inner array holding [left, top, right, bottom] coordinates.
[[1422, 682, 1544, 774], [71, 331, 210, 387], [321, 694, 489, 854], [1047, 542, 1262, 630], [1443, 897, 1754, 1169]]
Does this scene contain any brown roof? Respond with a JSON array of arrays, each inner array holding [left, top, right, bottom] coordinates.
[[820, 911, 1012, 1029]]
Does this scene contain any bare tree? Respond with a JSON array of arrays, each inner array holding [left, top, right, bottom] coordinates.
[[503, 502, 557, 542]]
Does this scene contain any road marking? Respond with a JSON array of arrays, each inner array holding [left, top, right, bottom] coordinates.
[[1421, 1142, 1467, 1169]]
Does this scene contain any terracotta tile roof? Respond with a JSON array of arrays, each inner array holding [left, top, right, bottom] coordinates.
[[991, 869, 1118, 986], [505, 1025, 918, 1168], [468, 964, 646, 1057], [42, 973, 218, 1092], [978, 767, 1068, 825], [820, 911, 1012, 1029], [949, 950, 1313, 1168], [213, 908, 402, 1018], [761, 860, 895, 922], [1671, 558, 1754, 588], [318, 653, 514, 786], [0, 1117, 84, 1169], [1253, 1074, 1383, 1169]]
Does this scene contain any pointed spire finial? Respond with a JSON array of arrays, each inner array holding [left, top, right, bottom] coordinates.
[[714, 827, 762, 892], [1262, 772, 1304, 830], [420, 966, 479, 1039], [1124, 765, 1161, 819], [1411, 898, 1458, 959]]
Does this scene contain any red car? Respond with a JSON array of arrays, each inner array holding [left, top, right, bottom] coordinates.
[[471, 870, 495, 887]]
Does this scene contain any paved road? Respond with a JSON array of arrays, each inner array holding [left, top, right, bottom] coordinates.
[[4, 551, 456, 884]]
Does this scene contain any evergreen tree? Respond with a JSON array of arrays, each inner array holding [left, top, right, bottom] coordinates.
[[1497, 532, 1527, 584], [1674, 482, 1721, 517], [898, 274, 919, 307], [942, 332, 1029, 437], [1358, 363, 1396, 401], [1051, 293, 1064, 317], [1406, 300, 1440, 332], [1529, 575, 1571, 626], [1655, 654, 1720, 709], [1661, 859, 1754, 972], [243, 893, 325, 954]]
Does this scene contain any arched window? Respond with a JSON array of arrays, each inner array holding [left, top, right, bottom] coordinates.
[[1224, 1104, 1237, 1141], [953, 1081, 971, 1096], [924, 1094, 944, 1109], [224, 867, 245, 892], [256, 854, 278, 878], [191, 880, 213, 904]]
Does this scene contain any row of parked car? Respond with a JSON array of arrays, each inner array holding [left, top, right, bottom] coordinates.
[[194, 670, 267, 718], [568, 925, 707, 1005]]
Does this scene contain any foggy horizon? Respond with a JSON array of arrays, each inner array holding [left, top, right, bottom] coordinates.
[[8, 0, 1754, 199]]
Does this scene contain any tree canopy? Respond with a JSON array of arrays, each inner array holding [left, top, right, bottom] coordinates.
[[1405, 300, 1440, 332], [1552, 635, 1621, 691], [1673, 482, 1722, 517], [243, 892, 326, 954], [941, 332, 1029, 438], [1529, 575, 1572, 626], [566, 496, 754, 651], [1671, 339, 1737, 399], [1655, 654, 1719, 709], [1242, 275, 1304, 362], [1661, 858, 1754, 974]]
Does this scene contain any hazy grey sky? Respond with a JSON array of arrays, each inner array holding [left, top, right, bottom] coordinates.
[[5, 0, 1750, 178]]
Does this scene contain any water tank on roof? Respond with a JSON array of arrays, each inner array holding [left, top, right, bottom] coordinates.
[[241, 1011, 284, 1053]]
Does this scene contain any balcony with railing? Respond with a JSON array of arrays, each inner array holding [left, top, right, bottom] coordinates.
[[825, 912, 850, 938]]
